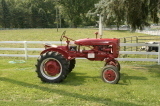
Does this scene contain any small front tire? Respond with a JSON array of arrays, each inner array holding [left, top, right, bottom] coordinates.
[[101, 65, 120, 84]]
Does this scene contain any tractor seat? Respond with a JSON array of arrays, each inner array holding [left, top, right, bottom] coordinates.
[[45, 43, 58, 48]]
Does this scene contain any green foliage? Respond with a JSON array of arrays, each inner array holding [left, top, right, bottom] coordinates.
[[0, 0, 10, 28], [149, 0, 160, 23], [0, 0, 159, 29], [94, 0, 125, 30], [124, 0, 150, 32], [59, 0, 99, 27], [0, 0, 57, 28], [0, 0, 100, 28], [92, 0, 160, 32], [38, 8, 48, 28]]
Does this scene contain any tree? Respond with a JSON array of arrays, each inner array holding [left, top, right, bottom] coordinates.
[[1, 0, 10, 28], [149, 0, 159, 24], [0, 0, 102, 28], [59, 0, 99, 27], [29, 0, 56, 28], [92, 0, 160, 32], [38, 8, 48, 28], [29, 4, 39, 28], [0, 1, 2, 27], [8, 0, 30, 28], [93, 0, 125, 30], [123, 0, 150, 32]]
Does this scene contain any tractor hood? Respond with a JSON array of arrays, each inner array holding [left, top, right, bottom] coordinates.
[[75, 38, 120, 45]]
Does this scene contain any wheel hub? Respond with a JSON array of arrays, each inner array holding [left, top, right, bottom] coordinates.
[[44, 60, 60, 76], [104, 70, 116, 81]]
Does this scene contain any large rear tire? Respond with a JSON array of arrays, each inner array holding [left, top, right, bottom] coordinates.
[[101, 65, 120, 84], [67, 59, 76, 73], [35, 51, 68, 83]]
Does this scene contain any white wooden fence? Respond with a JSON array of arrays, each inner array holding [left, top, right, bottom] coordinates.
[[0, 41, 160, 65]]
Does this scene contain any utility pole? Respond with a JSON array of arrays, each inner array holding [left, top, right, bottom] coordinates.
[[56, 7, 58, 32], [87, 12, 103, 38], [98, 14, 103, 38]]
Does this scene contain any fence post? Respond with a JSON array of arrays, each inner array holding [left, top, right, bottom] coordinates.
[[158, 43, 160, 65], [24, 41, 28, 60], [124, 38, 126, 51], [131, 37, 132, 51], [136, 36, 138, 51]]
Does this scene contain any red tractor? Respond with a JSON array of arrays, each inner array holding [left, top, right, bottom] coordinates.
[[35, 31, 121, 84]]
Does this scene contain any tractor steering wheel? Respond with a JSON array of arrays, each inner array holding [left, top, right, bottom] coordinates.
[[60, 31, 66, 41]]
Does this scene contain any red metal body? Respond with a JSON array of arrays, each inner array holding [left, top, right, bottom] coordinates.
[[36, 32, 121, 84], [41, 34, 120, 64]]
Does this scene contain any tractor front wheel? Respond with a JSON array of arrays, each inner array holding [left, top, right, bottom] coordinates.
[[35, 52, 68, 83], [105, 60, 121, 71], [101, 65, 120, 84]]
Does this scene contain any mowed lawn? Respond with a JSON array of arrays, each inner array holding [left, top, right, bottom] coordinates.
[[0, 28, 160, 106], [0, 28, 145, 41]]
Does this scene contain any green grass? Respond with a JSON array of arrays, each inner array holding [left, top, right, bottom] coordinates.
[[0, 57, 160, 106], [0, 28, 145, 41], [0, 28, 160, 106]]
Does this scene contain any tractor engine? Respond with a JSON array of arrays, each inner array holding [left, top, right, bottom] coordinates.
[[74, 38, 120, 61]]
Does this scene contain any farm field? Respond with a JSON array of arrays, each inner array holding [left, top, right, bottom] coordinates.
[[0, 28, 145, 41], [0, 28, 160, 106]]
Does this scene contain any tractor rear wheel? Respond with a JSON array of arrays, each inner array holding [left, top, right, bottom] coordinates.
[[101, 65, 120, 84], [67, 59, 76, 73], [35, 51, 68, 83]]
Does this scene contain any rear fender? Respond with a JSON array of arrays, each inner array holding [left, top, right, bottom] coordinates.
[[41, 48, 70, 60]]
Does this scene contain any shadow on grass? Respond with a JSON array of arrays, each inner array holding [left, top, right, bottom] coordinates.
[[120, 73, 148, 85], [131, 64, 160, 78], [63, 72, 100, 86], [145, 65, 160, 77], [65, 69, 149, 86], [0, 77, 139, 106], [119, 64, 160, 85], [109, 30, 129, 33]]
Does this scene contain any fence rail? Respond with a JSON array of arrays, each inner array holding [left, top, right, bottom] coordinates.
[[0, 41, 160, 65], [120, 35, 160, 51]]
